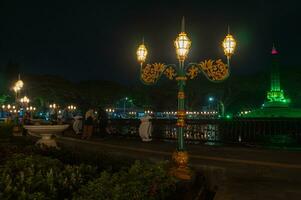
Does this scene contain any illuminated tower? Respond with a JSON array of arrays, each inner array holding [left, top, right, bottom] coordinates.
[[243, 45, 301, 118], [264, 45, 290, 107]]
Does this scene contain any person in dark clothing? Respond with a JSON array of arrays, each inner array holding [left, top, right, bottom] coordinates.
[[97, 108, 108, 137], [82, 109, 95, 140], [23, 111, 31, 125]]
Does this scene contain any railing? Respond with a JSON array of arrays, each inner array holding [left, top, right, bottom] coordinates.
[[108, 118, 301, 145]]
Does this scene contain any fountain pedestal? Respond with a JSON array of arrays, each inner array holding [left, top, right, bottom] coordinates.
[[24, 125, 69, 148]]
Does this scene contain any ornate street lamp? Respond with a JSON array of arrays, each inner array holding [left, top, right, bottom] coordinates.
[[136, 17, 236, 180]]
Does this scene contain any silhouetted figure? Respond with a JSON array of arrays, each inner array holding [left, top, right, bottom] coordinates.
[[97, 108, 108, 137], [23, 111, 31, 125], [82, 109, 95, 140], [50, 109, 58, 124]]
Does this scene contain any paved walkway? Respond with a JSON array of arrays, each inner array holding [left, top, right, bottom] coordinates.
[[57, 136, 301, 200]]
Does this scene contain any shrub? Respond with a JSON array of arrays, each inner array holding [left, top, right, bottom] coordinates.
[[74, 161, 176, 200], [0, 154, 97, 200], [32, 146, 135, 173], [0, 123, 13, 139]]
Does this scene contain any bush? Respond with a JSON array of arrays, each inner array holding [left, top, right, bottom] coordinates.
[[0, 154, 97, 200], [0, 143, 38, 164], [74, 161, 176, 200], [0, 123, 13, 139], [0, 141, 136, 173], [30, 146, 136, 173], [0, 141, 177, 199]]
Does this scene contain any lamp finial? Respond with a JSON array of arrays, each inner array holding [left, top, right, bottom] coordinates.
[[181, 16, 185, 32]]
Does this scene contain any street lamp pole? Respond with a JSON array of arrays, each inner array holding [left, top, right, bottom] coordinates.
[[136, 17, 236, 180], [177, 59, 186, 151], [123, 97, 128, 114]]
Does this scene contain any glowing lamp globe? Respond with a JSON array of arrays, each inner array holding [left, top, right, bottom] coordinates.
[[222, 34, 236, 58], [13, 86, 19, 93], [136, 44, 148, 64], [21, 96, 30, 103], [16, 79, 24, 89], [174, 32, 191, 61]]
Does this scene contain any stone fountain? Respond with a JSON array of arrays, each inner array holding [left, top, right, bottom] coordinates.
[[23, 124, 69, 148]]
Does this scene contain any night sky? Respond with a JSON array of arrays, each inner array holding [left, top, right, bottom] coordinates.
[[1, 0, 300, 83]]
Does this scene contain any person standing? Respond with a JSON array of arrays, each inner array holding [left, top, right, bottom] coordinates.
[[98, 108, 108, 137], [61, 108, 69, 124], [23, 111, 31, 125], [82, 109, 95, 140]]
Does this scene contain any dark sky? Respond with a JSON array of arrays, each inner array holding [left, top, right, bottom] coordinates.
[[1, 0, 300, 83]]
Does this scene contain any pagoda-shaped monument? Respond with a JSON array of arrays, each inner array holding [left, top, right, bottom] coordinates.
[[244, 45, 301, 118]]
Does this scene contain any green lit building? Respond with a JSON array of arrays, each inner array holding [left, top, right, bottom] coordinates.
[[244, 45, 301, 118]]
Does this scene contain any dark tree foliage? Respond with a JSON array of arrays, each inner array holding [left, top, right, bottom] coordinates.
[[1, 67, 301, 113]]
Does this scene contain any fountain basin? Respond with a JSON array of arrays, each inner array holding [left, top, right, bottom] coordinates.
[[24, 125, 69, 148]]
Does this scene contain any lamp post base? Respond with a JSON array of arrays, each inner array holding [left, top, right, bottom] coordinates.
[[170, 151, 193, 180]]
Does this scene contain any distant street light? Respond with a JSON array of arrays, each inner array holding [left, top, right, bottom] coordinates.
[[26, 106, 36, 112], [67, 105, 77, 111], [49, 103, 58, 109], [123, 97, 131, 114], [208, 96, 225, 117], [105, 108, 115, 119], [20, 96, 30, 104]]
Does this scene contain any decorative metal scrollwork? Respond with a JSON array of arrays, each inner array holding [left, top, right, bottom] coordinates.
[[141, 63, 177, 84], [140, 63, 165, 84], [140, 59, 228, 84], [199, 59, 229, 81], [186, 65, 200, 79], [164, 66, 177, 80]]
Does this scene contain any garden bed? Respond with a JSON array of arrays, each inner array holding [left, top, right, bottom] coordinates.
[[0, 135, 213, 200]]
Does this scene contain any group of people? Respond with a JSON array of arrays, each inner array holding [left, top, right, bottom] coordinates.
[[72, 110, 153, 142], [49, 108, 74, 124], [72, 108, 109, 140]]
